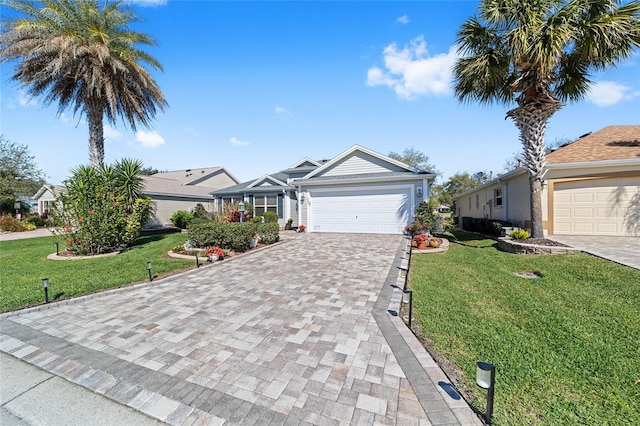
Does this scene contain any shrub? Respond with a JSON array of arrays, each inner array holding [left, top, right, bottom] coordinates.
[[263, 211, 278, 223], [193, 203, 208, 219], [188, 222, 258, 252], [25, 214, 49, 227], [52, 162, 151, 255], [225, 210, 240, 223], [461, 217, 512, 236], [257, 222, 280, 244], [510, 228, 531, 239], [170, 210, 193, 229], [0, 216, 35, 232], [251, 216, 263, 223]]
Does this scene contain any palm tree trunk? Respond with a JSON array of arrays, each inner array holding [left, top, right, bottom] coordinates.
[[86, 100, 105, 168], [507, 100, 562, 239]]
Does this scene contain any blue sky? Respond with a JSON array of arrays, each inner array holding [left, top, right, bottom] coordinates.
[[2, 0, 639, 186]]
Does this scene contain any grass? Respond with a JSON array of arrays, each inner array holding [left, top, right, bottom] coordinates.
[[409, 231, 640, 425], [0, 232, 194, 312]]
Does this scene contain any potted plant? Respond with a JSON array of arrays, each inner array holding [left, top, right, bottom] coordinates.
[[413, 234, 429, 250], [285, 218, 293, 230], [204, 247, 224, 262], [298, 225, 306, 233]]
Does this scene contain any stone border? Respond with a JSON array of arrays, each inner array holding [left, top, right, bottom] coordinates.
[[47, 250, 120, 261], [498, 237, 582, 255]]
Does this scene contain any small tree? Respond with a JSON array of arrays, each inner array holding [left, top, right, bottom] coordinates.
[[388, 147, 439, 174], [0, 135, 45, 202]]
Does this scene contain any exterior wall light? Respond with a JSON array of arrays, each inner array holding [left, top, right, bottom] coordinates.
[[476, 361, 496, 425], [41, 278, 49, 303]]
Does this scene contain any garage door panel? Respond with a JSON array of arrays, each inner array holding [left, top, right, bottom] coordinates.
[[310, 189, 410, 234], [554, 177, 639, 236]]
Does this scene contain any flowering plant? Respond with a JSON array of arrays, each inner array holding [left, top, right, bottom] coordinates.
[[298, 225, 306, 232], [204, 247, 224, 259], [413, 234, 429, 244]]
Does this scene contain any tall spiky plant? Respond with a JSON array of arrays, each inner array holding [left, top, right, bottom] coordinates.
[[0, 0, 168, 167], [453, 0, 640, 238]]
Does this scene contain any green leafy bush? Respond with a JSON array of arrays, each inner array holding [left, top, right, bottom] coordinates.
[[193, 203, 209, 219], [188, 222, 257, 252], [251, 216, 263, 223], [25, 214, 49, 227], [53, 162, 152, 255], [263, 211, 278, 223], [462, 217, 512, 236], [257, 222, 280, 244], [509, 228, 531, 239], [170, 210, 193, 229]]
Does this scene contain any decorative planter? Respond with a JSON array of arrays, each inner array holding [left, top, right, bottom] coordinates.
[[429, 239, 440, 248], [249, 239, 258, 248], [208, 254, 219, 262]]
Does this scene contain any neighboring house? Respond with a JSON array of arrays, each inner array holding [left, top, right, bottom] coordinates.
[[33, 184, 66, 216], [211, 145, 436, 234], [455, 125, 640, 236], [143, 167, 240, 226]]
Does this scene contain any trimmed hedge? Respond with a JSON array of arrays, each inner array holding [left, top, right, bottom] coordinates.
[[187, 221, 280, 252], [461, 217, 512, 237]]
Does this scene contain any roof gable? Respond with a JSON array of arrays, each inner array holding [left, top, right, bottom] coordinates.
[[304, 145, 415, 179], [546, 125, 640, 164], [150, 167, 240, 187], [289, 157, 321, 168], [247, 175, 288, 188]]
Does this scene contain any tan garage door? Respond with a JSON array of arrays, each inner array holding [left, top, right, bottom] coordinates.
[[553, 177, 639, 236]]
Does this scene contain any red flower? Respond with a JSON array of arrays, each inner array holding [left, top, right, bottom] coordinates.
[[299, 225, 306, 232], [79, 216, 83, 222], [113, 201, 118, 206], [89, 210, 94, 215]]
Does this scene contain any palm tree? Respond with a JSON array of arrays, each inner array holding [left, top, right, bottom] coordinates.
[[0, 0, 167, 168], [453, 0, 640, 238]]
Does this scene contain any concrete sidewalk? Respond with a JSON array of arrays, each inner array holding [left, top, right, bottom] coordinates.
[[1, 233, 480, 425], [0, 228, 55, 242], [1, 352, 164, 425], [548, 235, 640, 270]]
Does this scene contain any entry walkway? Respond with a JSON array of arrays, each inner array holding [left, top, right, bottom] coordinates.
[[549, 235, 640, 270], [1, 234, 479, 425]]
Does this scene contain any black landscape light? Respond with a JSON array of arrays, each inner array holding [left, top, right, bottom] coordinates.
[[402, 289, 413, 328], [195, 252, 200, 268], [147, 261, 153, 282], [476, 361, 496, 425], [54, 241, 59, 255], [41, 278, 49, 303], [238, 201, 245, 222], [14, 201, 20, 219]]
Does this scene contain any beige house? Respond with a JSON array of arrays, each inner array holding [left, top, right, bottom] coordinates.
[[143, 167, 239, 226], [456, 125, 640, 236], [33, 184, 66, 216]]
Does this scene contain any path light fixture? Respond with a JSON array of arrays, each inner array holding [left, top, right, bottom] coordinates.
[[54, 241, 59, 255], [476, 361, 496, 425], [238, 201, 245, 223], [41, 278, 49, 303], [14, 201, 20, 219], [195, 252, 200, 268], [402, 289, 412, 328], [147, 261, 153, 282]]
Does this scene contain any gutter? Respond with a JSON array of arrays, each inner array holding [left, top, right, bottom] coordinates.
[[293, 174, 436, 187]]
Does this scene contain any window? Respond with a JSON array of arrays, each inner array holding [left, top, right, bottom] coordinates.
[[494, 188, 503, 207], [476, 194, 479, 209], [253, 194, 281, 217]]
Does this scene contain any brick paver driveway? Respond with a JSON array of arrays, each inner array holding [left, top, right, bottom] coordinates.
[[1, 233, 476, 425]]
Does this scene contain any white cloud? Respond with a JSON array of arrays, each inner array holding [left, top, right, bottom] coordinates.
[[135, 130, 165, 148], [230, 137, 249, 146], [104, 125, 122, 141], [185, 126, 199, 138], [275, 106, 293, 116], [126, 0, 167, 6], [397, 15, 410, 24], [18, 90, 37, 107], [366, 35, 458, 99], [587, 81, 639, 106]]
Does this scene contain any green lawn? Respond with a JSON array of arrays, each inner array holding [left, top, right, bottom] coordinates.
[[0, 232, 194, 312], [409, 231, 640, 425]]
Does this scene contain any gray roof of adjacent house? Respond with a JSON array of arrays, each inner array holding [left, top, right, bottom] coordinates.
[[210, 171, 295, 195], [142, 176, 216, 199], [33, 184, 66, 199]]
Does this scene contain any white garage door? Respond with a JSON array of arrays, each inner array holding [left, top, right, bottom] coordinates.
[[310, 188, 411, 234], [553, 177, 639, 236]]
